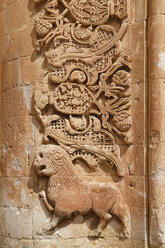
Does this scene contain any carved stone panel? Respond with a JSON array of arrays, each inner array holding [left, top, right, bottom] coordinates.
[[33, 0, 132, 238]]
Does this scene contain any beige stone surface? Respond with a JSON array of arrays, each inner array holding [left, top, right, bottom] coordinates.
[[149, 143, 165, 209], [33, 237, 119, 248], [150, 79, 165, 112], [150, 0, 165, 15], [0, 237, 33, 248], [135, 0, 147, 22], [119, 239, 148, 248], [0, 0, 163, 247], [0, 177, 33, 208], [149, 0, 165, 246], [1, 207, 33, 239]]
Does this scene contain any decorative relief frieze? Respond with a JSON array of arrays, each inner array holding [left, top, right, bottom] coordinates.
[[33, 144, 130, 237], [33, 0, 131, 237]]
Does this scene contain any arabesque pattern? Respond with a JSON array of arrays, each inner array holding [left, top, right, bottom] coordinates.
[[33, 0, 131, 237]]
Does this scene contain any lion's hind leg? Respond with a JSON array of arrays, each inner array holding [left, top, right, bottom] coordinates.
[[89, 210, 112, 236], [111, 201, 131, 238], [97, 212, 112, 235]]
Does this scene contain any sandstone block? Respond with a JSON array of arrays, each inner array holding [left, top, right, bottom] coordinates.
[[150, 52, 165, 80], [131, 207, 147, 240], [119, 239, 148, 248], [121, 145, 146, 176], [150, 0, 165, 15], [131, 52, 146, 84], [5, 0, 32, 32], [2, 146, 30, 177], [2, 88, 32, 147], [0, 177, 33, 208], [131, 81, 146, 145], [150, 208, 165, 245], [3, 59, 21, 90], [149, 111, 165, 143], [131, 21, 146, 54], [129, 176, 147, 209], [21, 56, 44, 85], [11, 26, 34, 59], [135, 0, 147, 22], [33, 237, 119, 248], [149, 16, 165, 55], [1, 207, 32, 239], [150, 79, 165, 112], [0, 237, 33, 248]]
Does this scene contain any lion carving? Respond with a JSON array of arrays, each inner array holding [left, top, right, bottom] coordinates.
[[33, 145, 130, 237]]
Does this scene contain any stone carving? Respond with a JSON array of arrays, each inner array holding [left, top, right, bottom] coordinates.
[[33, 0, 131, 237], [33, 145, 130, 236]]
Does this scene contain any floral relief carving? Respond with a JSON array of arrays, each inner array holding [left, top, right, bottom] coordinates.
[[33, 145, 130, 237], [33, 0, 131, 237]]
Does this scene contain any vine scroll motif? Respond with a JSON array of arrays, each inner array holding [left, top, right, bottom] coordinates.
[[33, 0, 132, 238]]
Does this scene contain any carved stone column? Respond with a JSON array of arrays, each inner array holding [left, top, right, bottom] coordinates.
[[149, 0, 165, 247]]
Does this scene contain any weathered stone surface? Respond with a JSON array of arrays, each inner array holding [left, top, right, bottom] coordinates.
[[0, 177, 33, 208], [131, 21, 146, 54], [121, 145, 146, 176], [150, 79, 165, 112], [150, 208, 165, 245], [1, 207, 32, 239], [149, 0, 165, 246], [131, 207, 147, 240], [135, 0, 147, 22], [33, 237, 119, 248], [150, 0, 165, 15], [31, 0, 133, 241], [149, 143, 165, 209], [0, 237, 33, 248], [0, 0, 164, 247], [131, 52, 146, 83], [119, 239, 148, 248], [2, 88, 32, 147], [131, 81, 146, 145]]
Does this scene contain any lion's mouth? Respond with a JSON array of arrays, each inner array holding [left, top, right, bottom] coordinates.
[[40, 165, 46, 172]]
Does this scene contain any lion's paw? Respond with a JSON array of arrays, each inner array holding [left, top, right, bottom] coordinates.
[[39, 191, 46, 199]]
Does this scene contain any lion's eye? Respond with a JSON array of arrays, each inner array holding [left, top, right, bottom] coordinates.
[[39, 152, 43, 158]]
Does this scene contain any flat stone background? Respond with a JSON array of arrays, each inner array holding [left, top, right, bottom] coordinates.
[[0, 0, 152, 247], [149, 0, 165, 247]]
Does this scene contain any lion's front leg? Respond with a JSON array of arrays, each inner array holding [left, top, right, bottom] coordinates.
[[39, 191, 54, 212], [38, 192, 60, 235], [38, 214, 60, 235]]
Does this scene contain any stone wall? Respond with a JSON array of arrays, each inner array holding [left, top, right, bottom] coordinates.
[[0, 0, 164, 248], [149, 0, 165, 247]]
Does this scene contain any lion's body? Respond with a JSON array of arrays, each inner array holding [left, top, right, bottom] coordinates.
[[33, 145, 130, 237], [47, 174, 118, 217]]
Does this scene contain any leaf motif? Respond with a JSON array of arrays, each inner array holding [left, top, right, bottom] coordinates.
[[69, 0, 110, 25], [112, 111, 132, 132], [35, 17, 53, 38]]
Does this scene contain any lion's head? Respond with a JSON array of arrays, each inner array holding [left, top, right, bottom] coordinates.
[[33, 145, 69, 176]]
